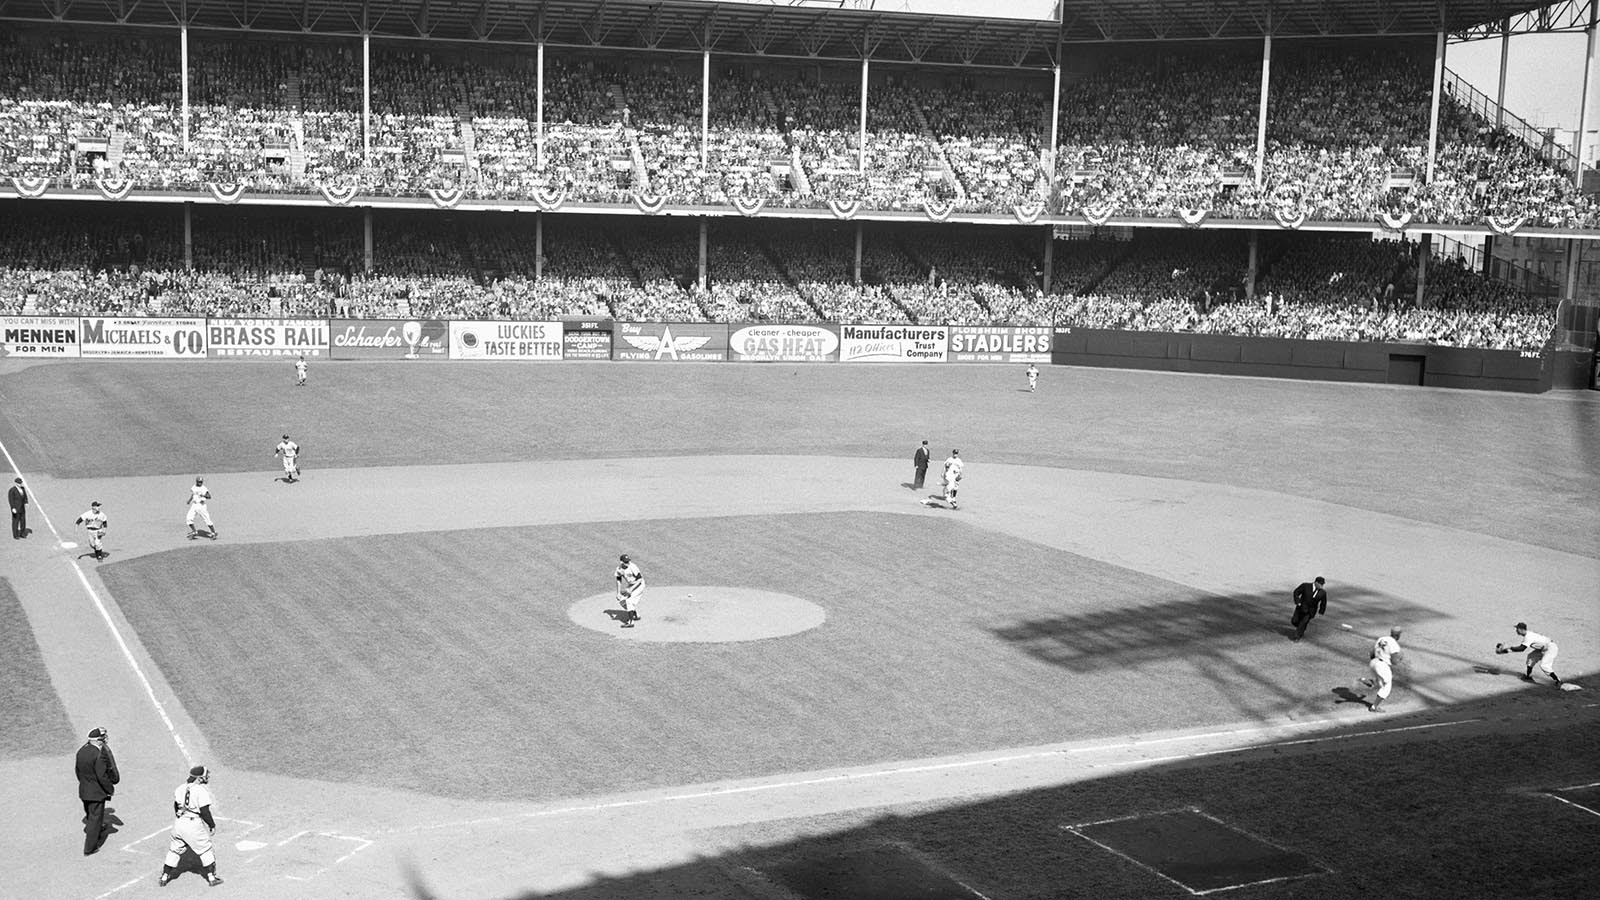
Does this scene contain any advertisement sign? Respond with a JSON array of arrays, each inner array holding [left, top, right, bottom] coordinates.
[[948, 326, 1052, 363], [449, 321, 564, 360], [329, 319, 448, 360], [838, 324, 949, 363], [561, 318, 613, 361], [1, 316, 80, 357], [613, 322, 728, 362], [79, 317, 207, 358], [207, 319, 329, 358], [728, 323, 839, 362]]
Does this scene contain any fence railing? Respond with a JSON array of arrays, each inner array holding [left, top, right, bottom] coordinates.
[[1442, 68, 1582, 177]]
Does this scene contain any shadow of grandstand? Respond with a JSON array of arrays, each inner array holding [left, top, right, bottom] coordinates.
[[401, 680, 1600, 900]]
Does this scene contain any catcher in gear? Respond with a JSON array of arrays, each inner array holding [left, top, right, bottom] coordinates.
[[159, 765, 223, 887], [614, 554, 644, 628], [1498, 622, 1561, 685]]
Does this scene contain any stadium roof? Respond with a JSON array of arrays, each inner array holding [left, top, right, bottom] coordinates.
[[0, 1, 1585, 69]]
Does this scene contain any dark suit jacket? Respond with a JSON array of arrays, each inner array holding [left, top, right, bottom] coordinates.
[[75, 742, 119, 802], [7, 484, 25, 512], [913, 446, 930, 469], [1292, 582, 1328, 617]]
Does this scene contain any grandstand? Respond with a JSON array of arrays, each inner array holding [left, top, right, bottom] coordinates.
[[1, 0, 1598, 355]]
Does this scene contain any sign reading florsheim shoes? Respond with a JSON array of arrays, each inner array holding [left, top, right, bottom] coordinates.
[[728, 324, 839, 362], [947, 326, 1052, 363], [613, 322, 728, 362], [449, 321, 564, 360], [79, 317, 207, 358], [206, 319, 329, 358], [1, 316, 80, 357], [329, 319, 448, 359], [838, 324, 949, 363]]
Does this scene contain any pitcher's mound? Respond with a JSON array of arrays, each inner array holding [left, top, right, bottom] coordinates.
[[568, 587, 827, 643]]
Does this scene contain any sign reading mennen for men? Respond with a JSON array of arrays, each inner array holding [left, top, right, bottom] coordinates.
[[839, 324, 949, 363], [728, 324, 839, 362], [79, 317, 207, 358], [1, 316, 80, 357], [948, 326, 1052, 363], [207, 319, 329, 357], [449, 321, 564, 360], [613, 322, 728, 362], [329, 319, 449, 360]]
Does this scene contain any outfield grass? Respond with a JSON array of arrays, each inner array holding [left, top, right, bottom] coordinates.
[[93, 511, 1437, 802], [2, 361, 1595, 556], [0, 578, 75, 758]]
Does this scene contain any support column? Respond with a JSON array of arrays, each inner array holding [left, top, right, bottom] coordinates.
[[1496, 18, 1511, 129], [701, 49, 711, 170], [362, 35, 372, 166], [1567, 239, 1582, 301], [1049, 61, 1062, 162], [1426, 31, 1445, 184], [1041, 229, 1053, 295], [183, 203, 193, 271], [536, 42, 545, 171], [180, 26, 190, 151], [853, 223, 863, 285], [1255, 34, 1271, 187], [363, 210, 374, 274], [858, 56, 869, 173], [1482, 235, 1496, 277], [1415, 234, 1430, 309], [535, 212, 544, 280], [1246, 231, 1259, 300], [1573, 7, 1597, 189], [697, 219, 708, 292]]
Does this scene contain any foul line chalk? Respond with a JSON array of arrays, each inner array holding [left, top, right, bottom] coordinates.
[[0, 438, 193, 764]]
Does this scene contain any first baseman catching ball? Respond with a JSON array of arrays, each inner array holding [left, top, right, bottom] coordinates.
[[1497, 622, 1561, 685]]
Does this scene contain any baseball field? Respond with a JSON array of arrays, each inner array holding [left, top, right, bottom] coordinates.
[[1, 358, 1597, 900]]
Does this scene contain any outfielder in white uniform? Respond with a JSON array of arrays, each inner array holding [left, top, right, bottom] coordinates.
[[294, 355, 307, 387], [75, 501, 108, 560], [614, 554, 644, 627], [274, 434, 301, 483], [1026, 364, 1039, 392], [186, 478, 217, 540], [1359, 627, 1403, 712], [1498, 622, 1561, 685], [158, 765, 222, 887]]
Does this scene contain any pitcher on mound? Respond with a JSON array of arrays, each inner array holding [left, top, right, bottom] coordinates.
[[615, 554, 644, 628]]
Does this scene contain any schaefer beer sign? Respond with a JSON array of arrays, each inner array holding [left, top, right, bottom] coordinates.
[[948, 326, 1052, 363], [839, 324, 949, 363], [728, 324, 839, 362], [329, 319, 448, 360], [207, 319, 329, 357], [1, 316, 80, 357], [80, 317, 207, 358]]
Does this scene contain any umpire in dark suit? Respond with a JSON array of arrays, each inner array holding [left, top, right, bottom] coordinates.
[[8, 477, 26, 538], [75, 727, 120, 854], [912, 440, 931, 490], [1291, 576, 1328, 640]]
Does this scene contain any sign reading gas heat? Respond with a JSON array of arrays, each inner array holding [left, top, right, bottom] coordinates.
[[728, 324, 839, 362], [947, 326, 1052, 363], [329, 319, 448, 360], [79, 317, 207, 358], [839, 324, 949, 363], [613, 322, 728, 362], [207, 319, 329, 357], [449, 321, 564, 360], [1, 316, 80, 357]]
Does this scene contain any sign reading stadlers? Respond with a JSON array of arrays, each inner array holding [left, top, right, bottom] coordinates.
[[728, 324, 839, 362], [838, 324, 949, 363], [947, 326, 1052, 363], [1, 316, 80, 357]]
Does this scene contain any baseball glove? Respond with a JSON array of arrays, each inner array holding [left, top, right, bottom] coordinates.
[[1495, 643, 1509, 655]]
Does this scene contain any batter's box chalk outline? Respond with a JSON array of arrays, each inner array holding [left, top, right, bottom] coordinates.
[[1061, 807, 1332, 896], [277, 830, 375, 882], [119, 816, 262, 856], [739, 840, 993, 900]]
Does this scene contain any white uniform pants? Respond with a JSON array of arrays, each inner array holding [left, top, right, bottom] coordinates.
[[166, 815, 215, 866], [186, 504, 213, 528], [1368, 658, 1393, 699], [1529, 643, 1559, 674]]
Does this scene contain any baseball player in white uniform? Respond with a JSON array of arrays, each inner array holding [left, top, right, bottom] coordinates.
[[1358, 627, 1403, 712], [614, 554, 644, 627], [942, 450, 965, 509], [274, 434, 301, 483], [158, 765, 222, 887], [75, 501, 108, 560], [1026, 364, 1039, 392], [186, 478, 217, 540], [1498, 622, 1561, 685], [294, 355, 307, 387]]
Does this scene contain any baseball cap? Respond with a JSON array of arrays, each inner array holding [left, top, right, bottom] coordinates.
[[88, 727, 107, 739], [1515, 621, 1528, 630], [282, 433, 290, 439], [90, 501, 101, 508], [619, 554, 630, 563]]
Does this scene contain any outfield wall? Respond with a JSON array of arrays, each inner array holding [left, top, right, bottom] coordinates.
[[0, 316, 1573, 392]]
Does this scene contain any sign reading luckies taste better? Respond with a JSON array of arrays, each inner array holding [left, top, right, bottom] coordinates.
[[449, 321, 565, 360]]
